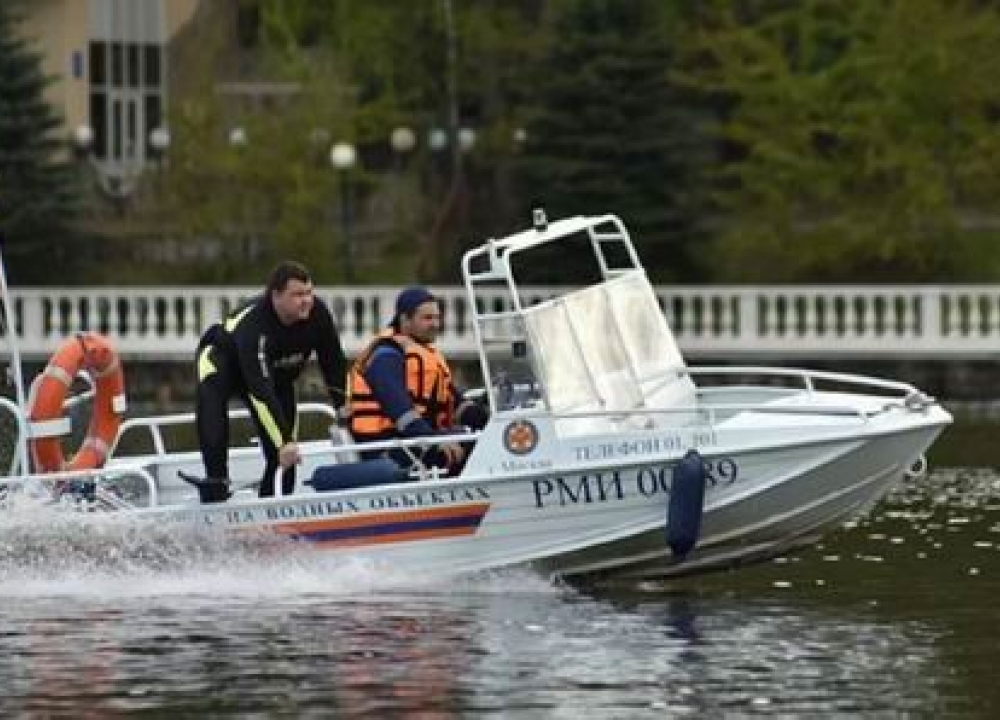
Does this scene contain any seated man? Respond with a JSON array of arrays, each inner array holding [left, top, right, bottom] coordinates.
[[347, 286, 488, 474]]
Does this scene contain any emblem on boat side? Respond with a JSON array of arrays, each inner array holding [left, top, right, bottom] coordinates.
[[504, 419, 538, 455]]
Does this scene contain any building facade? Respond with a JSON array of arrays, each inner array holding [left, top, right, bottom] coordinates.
[[19, 0, 201, 195]]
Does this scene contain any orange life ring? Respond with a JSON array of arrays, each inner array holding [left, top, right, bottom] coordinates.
[[27, 332, 127, 473]]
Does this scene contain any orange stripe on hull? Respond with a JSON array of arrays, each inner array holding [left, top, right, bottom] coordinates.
[[308, 525, 480, 549], [272, 502, 491, 535], [268, 502, 491, 548]]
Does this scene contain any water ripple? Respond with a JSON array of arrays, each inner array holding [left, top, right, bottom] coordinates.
[[0, 468, 997, 717]]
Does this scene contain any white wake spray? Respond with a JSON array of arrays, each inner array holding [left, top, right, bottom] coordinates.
[[0, 499, 560, 600]]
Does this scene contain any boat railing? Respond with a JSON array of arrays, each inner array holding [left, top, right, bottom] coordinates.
[[115, 403, 476, 466], [0, 463, 158, 509], [114, 401, 340, 457], [551, 402, 871, 428], [0, 395, 31, 476], [307, 429, 485, 483], [684, 366, 926, 398], [542, 364, 938, 430], [319, 430, 482, 457]]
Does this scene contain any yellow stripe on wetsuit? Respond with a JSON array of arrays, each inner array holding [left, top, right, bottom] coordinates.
[[224, 305, 254, 332], [223, 304, 295, 449], [197, 346, 216, 381], [250, 393, 285, 449]]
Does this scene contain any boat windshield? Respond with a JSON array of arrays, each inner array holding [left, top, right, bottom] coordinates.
[[523, 272, 692, 415], [465, 213, 696, 425]]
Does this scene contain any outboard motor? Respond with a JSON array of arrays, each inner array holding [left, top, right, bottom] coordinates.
[[665, 449, 707, 559]]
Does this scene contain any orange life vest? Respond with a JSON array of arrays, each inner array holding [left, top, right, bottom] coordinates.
[[348, 330, 454, 440]]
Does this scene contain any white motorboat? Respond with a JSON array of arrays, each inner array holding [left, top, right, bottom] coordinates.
[[0, 212, 951, 580]]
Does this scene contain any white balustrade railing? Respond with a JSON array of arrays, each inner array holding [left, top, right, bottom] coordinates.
[[3, 285, 999, 361]]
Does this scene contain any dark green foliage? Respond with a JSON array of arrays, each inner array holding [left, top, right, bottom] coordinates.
[[67, 0, 1000, 285], [0, 2, 80, 282], [515, 0, 711, 282], [676, 0, 1000, 281]]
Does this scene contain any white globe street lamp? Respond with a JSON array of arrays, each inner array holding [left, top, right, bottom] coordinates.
[[458, 127, 476, 153], [427, 127, 448, 153], [229, 126, 247, 148], [330, 142, 357, 170], [330, 142, 358, 281], [73, 124, 94, 154], [149, 126, 170, 154], [148, 126, 170, 194], [390, 126, 416, 154]]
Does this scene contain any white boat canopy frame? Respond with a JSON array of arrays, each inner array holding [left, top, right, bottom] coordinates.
[[461, 211, 697, 422]]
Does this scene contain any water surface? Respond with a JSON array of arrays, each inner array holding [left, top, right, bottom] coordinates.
[[1, 467, 998, 718]]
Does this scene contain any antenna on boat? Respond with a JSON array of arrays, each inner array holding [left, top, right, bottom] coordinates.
[[532, 207, 547, 232], [0, 235, 31, 474]]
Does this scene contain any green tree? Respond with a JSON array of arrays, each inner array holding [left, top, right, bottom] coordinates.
[[676, 0, 1000, 281], [514, 0, 710, 282], [162, 1, 548, 283], [155, 1, 369, 283], [0, 2, 80, 282], [260, 0, 550, 282], [162, 69, 360, 283]]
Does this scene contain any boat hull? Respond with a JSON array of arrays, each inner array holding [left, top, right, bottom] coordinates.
[[538, 421, 946, 580], [126, 412, 946, 582]]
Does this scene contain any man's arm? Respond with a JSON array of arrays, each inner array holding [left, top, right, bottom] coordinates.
[[232, 325, 292, 450], [312, 300, 348, 410]]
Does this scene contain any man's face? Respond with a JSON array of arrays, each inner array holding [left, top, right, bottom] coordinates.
[[272, 278, 315, 324], [401, 300, 441, 343]]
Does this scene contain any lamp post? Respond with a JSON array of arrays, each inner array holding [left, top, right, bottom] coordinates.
[[457, 127, 475, 154], [148, 126, 170, 194], [72, 124, 95, 207], [149, 126, 170, 157], [330, 142, 357, 282], [229, 126, 247, 148], [391, 125, 416, 153], [390, 126, 416, 171], [227, 126, 251, 259], [73, 123, 94, 158], [428, 127, 448, 154]]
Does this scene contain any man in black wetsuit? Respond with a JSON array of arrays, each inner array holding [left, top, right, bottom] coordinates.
[[194, 260, 347, 501]]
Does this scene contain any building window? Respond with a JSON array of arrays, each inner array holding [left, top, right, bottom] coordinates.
[[87, 0, 166, 178], [89, 40, 164, 167]]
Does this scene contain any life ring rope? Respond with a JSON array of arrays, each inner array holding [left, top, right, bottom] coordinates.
[[27, 332, 127, 473]]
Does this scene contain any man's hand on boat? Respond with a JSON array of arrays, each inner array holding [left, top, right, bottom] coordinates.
[[437, 441, 467, 469], [278, 441, 302, 469]]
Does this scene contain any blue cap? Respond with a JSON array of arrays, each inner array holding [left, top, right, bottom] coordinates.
[[394, 286, 436, 317]]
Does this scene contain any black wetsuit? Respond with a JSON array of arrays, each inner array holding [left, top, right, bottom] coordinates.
[[195, 294, 346, 496]]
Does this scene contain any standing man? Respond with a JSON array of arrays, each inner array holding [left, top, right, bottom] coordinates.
[[194, 260, 347, 501], [347, 286, 488, 474]]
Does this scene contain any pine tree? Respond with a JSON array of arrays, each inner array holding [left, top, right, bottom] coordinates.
[[515, 0, 711, 282], [0, 2, 79, 282]]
